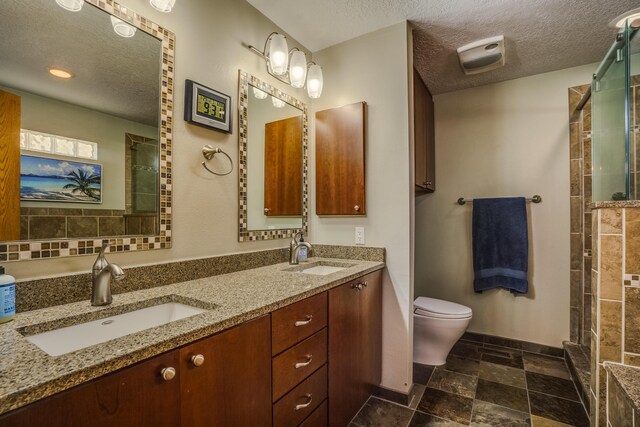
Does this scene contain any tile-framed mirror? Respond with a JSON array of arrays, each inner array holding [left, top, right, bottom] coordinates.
[[238, 71, 309, 241], [0, 0, 174, 262]]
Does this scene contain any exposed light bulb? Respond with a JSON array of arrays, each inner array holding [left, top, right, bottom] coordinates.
[[289, 50, 307, 89], [150, 0, 176, 13], [111, 16, 137, 38], [55, 0, 84, 11], [306, 64, 323, 99], [268, 34, 289, 76], [253, 87, 268, 99], [271, 97, 286, 108]]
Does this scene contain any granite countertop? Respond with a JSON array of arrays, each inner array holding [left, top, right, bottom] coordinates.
[[604, 362, 640, 410], [0, 257, 384, 416]]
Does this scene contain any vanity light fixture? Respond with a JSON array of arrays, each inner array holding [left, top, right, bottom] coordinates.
[[247, 32, 324, 98], [252, 87, 268, 99], [48, 68, 73, 79], [271, 96, 286, 108], [55, 0, 84, 12], [111, 16, 137, 38], [150, 0, 176, 13]]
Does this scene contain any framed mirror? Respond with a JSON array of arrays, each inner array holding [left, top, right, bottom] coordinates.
[[238, 71, 308, 241], [0, 0, 174, 262]]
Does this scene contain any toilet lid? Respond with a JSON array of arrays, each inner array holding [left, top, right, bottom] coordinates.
[[414, 297, 472, 319]]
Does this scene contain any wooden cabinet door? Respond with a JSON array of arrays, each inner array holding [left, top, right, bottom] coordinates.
[[0, 350, 181, 427], [359, 270, 383, 397], [0, 89, 21, 240], [180, 315, 272, 427], [264, 116, 303, 216], [328, 279, 365, 427], [414, 69, 435, 193], [315, 102, 366, 215]]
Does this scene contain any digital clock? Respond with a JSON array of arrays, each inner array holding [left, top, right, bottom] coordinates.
[[184, 79, 232, 133]]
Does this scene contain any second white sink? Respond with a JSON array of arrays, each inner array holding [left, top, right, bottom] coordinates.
[[300, 265, 347, 275], [25, 302, 207, 356]]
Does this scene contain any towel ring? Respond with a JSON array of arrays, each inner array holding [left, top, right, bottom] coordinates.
[[202, 145, 233, 176]]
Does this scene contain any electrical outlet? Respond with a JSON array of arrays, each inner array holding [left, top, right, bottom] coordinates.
[[355, 227, 365, 245]]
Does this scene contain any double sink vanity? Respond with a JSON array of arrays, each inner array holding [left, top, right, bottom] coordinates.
[[0, 255, 384, 426]]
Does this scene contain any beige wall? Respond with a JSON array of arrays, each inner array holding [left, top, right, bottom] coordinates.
[[4, 85, 157, 211], [7, 0, 312, 280], [309, 22, 414, 393], [415, 63, 597, 347]]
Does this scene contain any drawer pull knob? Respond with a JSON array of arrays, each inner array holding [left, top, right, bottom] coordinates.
[[295, 355, 313, 369], [354, 205, 360, 212], [294, 315, 313, 327], [191, 354, 205, 367], [160, 367, 176, 381], [295, 393, 313, 411], [352, 282, 366, 290]]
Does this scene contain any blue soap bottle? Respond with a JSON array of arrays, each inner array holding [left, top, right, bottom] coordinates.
[[0, 266, 15, 324], [298, 234, 308, 262]]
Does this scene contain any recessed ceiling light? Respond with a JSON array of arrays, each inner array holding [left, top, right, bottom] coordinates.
[[48, 68, 73, 79], [611, 8, 640, 28], [55, 0, 84, 12]]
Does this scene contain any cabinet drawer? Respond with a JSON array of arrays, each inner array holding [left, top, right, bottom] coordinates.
[[273, 328, 327, 401], [272, 292, 327, 355], [273, 365, 327, 427], [299, 400, 327, 427]]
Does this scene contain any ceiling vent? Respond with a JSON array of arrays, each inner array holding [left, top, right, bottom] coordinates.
[[457, 35, 505, 75]]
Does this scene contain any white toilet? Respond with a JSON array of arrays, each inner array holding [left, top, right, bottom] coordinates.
[[413, 297, 473, 366]]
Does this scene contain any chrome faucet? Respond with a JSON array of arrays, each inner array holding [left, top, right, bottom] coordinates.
[[289, 232, 313, 265], [91, 243, 125, 306]]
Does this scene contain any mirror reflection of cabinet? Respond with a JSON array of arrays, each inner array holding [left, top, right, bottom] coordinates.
[[264, 116, 303, 217], [315, 102, 366, 216], [0, 90, 21, 241], [414, 69, 435, 193]]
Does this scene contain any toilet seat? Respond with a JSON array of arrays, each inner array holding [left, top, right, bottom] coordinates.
[[414, 297, 472, 320]]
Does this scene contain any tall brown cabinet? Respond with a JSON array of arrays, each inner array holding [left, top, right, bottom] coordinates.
[[0, 89, 21, 240], [414, 69, 435, 193]]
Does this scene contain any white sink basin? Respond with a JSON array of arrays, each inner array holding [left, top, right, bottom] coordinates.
[[25, 302, 207, 356], [300, 265, 347, 275]]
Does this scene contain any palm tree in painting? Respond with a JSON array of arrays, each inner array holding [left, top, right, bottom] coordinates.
[[63, 169, 101, 201]]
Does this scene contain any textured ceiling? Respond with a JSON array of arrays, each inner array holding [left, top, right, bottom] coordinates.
[[247, 0, 637, 94], [0, 0, 160, 125]]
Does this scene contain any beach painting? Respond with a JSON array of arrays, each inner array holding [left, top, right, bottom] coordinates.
[[20, 155, 102, 203]]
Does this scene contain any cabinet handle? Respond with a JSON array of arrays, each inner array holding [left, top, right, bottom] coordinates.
[[295, 355, 313, 369], [191, 354, 205, 367], [264, 208, 270, 214], [160, 367, 176, 381], [295, 394, 313, 411], [294, 315, 313, 327], [354, 205, 360, 212], [426, 181, 432, 186], [351, 282, 365, 291], [362, 281, 368, 288]]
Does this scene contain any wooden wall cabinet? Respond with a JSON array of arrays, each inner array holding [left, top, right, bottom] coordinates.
[[0, 89, 21, 240], [328, 269, 383, 427], [414, 69, 435, 193], [264, 116, 303, 217], [315, 102, 366, 215]]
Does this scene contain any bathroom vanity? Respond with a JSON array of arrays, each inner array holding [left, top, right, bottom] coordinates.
[[0, 259, 383, 427]]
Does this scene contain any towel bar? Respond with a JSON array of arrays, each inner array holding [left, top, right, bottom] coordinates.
[[457, 195, 542, 205]]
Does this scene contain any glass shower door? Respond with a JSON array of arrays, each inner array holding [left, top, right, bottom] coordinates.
[[592, 23, 630, 201]]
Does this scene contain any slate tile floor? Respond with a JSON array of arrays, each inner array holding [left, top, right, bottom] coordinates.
[[349, 339, 589, 427]]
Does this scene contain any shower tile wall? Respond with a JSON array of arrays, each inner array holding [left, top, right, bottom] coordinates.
[[590, 207, 640, 426], [569, 84, 592, 347]]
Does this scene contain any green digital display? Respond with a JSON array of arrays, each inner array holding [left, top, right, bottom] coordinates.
[[197, 92, 226, 123]]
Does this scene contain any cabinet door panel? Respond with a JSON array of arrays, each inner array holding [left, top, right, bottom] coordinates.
[[0, 89, 21, 240], [180, 314, 271, 427], [0, 350, 181, 427], [328, 279, 363, 427], [414, 69, 435, 192], [360, 270, 383, 395], [273, 365, 327, 427], [272, 292, 327, 356], [315, 102, 366, 215]]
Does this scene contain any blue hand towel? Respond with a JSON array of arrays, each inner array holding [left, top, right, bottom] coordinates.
[[472, 197, 528, 294]]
